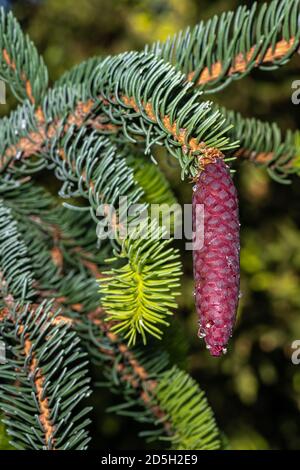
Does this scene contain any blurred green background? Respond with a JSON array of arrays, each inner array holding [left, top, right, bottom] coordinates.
[[1, 0, 300, 450]]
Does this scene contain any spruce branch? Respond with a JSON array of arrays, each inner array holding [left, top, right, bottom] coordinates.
[[149, 0, 300, 93], [222, 107, 298, 183], [1, 182, 106, 310], [0, 301, 91, 450], [0, 183, 219, 450], [90, 52, 237, 177], [153, 367, 221, 449], [0, 195, 93, 450], [83, 315, 221, 449], [0, 52, 236, 179], [47, 129, 144, 228], [2, 82, 297, 182], [1, 1, 300, 180], [0, 85, 94, 175], [2, 132, 182, 347], [0, 200, 35, 301]]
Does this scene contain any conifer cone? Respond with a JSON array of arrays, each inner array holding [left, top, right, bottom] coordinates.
[[192, 158, 240, 356]]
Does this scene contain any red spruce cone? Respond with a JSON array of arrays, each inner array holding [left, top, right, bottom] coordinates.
[[192, 158, 240, 357]]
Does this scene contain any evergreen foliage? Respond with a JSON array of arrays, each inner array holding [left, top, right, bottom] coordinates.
[[0, 0, 299, 450]]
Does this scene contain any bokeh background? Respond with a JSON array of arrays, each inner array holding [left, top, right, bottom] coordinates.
[[1, 0, 300, 450]]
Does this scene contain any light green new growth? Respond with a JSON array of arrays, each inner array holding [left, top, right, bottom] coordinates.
[[99, 220, 182, 345]]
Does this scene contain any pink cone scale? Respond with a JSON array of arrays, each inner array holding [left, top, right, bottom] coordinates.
[[192, 157, 240, 357]]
